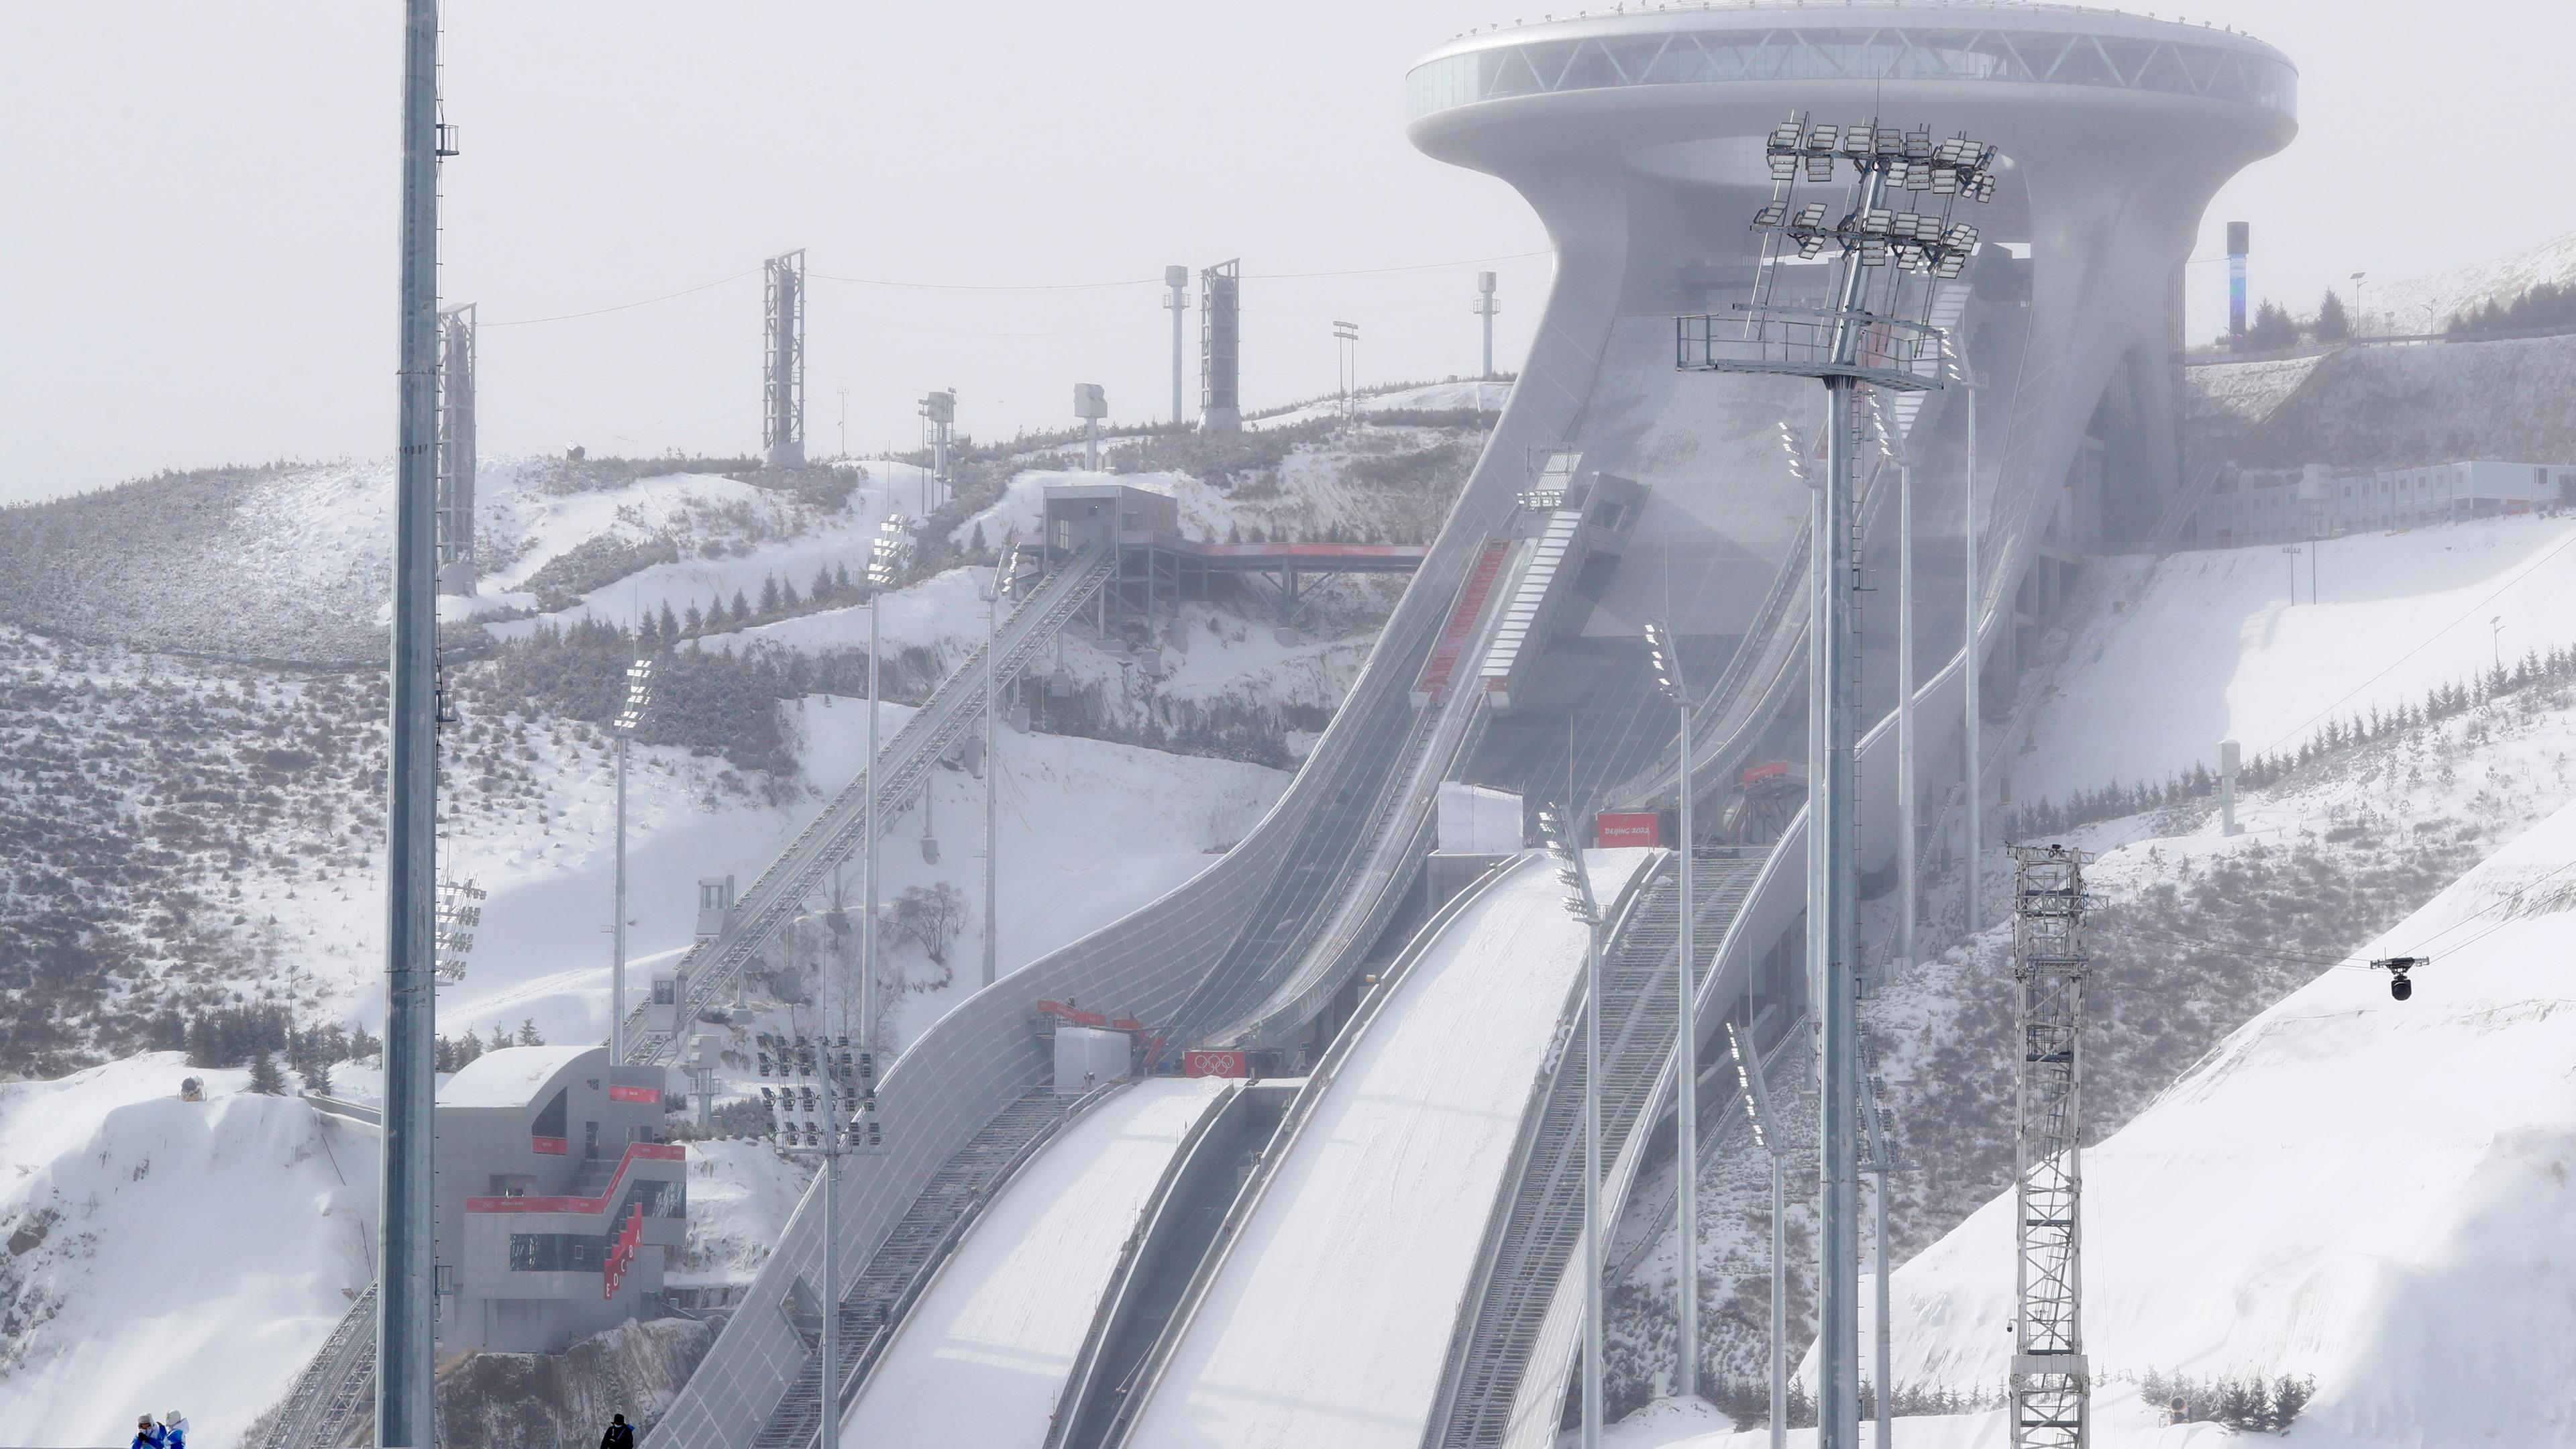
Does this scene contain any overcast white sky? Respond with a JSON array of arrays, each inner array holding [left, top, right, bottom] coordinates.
[[3, 1, 2571, 504]]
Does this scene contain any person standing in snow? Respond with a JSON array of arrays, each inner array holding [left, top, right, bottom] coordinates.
[[132, 1416, 164, 1449], [163, 1411, 188, 1449], [600, 1413, 636, 1449]]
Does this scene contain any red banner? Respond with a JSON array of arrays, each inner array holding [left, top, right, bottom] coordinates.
[[608, 1085, 661, 1104], [1184, 1049, 1248, 1079], [1596, 812, 1661, 848], [529, 1134, 568, 1156], [1741, 760, 1790, 786], [603, 1205, 645, 1300]]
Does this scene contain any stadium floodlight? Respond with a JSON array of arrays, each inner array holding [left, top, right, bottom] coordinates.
[[609, 656, 653, 1067], [1538, 800, 1607, 1448], [1671, 109, 2002, 1449], [759, 1024, 880, 1449], [861, 512, 918, 1068], [1644, 619, 1708, 1397], [1729, 1021, 1789, 1449]]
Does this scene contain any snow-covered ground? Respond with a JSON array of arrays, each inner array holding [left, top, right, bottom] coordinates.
[[1627, 794, 2576, 1449], [841, 1077, 1229, 1446], [431, 696, 1285, 1055], [2371, 229, 2576, 336], [1126, 849, 1652, 1449], [0, 1056, 378, 1449], [2008, 512, 2576, 809]]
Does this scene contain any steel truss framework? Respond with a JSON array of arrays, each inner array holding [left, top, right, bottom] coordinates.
[[1405, 23, 2296, 118], [765, 250, 806, 466], [2010, 844, 2094, 1449]]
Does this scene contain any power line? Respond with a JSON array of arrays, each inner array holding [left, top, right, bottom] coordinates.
[[482, 267, 764, 327]]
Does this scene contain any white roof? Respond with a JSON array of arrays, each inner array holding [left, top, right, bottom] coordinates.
[[439, 1044, 604, 1109]]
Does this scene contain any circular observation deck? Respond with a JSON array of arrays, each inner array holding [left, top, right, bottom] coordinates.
[[1407, 3, 2295, 183]]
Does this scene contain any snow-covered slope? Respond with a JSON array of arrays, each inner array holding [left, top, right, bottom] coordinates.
[[841, 1077, 1229, 1446], [1126, 850, 1654, 1449], [2008, 512, 2576, 809], [1864, 795, 2576, 1446], [2371, 229, 2576, 336], [0, 1056, 377, 1449]]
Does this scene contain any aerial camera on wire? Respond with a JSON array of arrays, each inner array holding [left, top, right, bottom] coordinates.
[[2370, 955, 2426, 1002]]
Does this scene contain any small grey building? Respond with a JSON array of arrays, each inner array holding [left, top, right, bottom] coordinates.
[[434, 1045, 685, 1352]]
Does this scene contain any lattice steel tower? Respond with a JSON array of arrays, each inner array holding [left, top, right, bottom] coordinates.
[[435, 303, 477, 596], [2008, 844, 2094, 1449], [1199, 259, 1241, 433], [764, 249, 807, 468]]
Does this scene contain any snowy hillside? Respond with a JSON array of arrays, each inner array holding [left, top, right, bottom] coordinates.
[[1610, 507, 2576, 1425], [2184, 331, 2576, 474], [2008, 511, 2576, 808], [0, 1055, 377, 1449], [1854, 794, 2576, 1448], [2371, 229, 2576, 335]]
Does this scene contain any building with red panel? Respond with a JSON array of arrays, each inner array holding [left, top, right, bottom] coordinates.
[[434, 1045, 685, 1352]]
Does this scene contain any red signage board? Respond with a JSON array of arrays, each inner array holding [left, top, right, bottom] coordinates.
[[1741, 760, 1790, 786], [608, 1084, 661, 1104], [1184, 1049, 1248, 1079], [1596, 812, 1661, 849]]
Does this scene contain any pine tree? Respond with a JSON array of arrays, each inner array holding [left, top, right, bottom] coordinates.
[[835, 562, 853, 594], [730, 590, 751, 624], [968, 522, 988, 558], [659, 601, 680, 641], [782, 577, 801, 608], [248, 1051, 286, 1095], [518, 1018, 543, 1046], [759, 575, 782, 615], [2247, 298, 2300, 351], [299, 1057, 335, 1097], [2314, 288, 2351, 342], [636, 611, 660, 647], [811, 565, 835, 602], [684, 602, 704, 634], [487, 1024, 511, 1052]]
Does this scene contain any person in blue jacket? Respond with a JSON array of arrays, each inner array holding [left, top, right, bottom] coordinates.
[[163, 1412, 189, 1449], [131, 1417, 163, 1449]]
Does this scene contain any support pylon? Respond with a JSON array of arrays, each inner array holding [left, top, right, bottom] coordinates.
[[2008, 844, 2094, 1449]]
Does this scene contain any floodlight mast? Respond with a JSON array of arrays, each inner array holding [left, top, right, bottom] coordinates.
[[610, 658, 654, 1069], [1645, 621, 1703, 1399], [863, 516, 916, 1057], [1729, 1022, 1788, 1449], [1539, 805, 1607, 1449], [382, 1, 449, 1443], [1679, 112, 1992, 1449]]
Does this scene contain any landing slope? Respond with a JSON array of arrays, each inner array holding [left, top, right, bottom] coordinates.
[[1126, 849, 1653, 1449], [840, 1077, 1228, 1446]]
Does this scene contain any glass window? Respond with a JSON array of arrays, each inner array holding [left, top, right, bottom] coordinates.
[[509, 1232, 609, 1273]]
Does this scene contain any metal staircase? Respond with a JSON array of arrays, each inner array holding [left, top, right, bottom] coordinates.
[[1424, 850, 1767, 1449], [623, 546, 1118, 1066], [748, 1089, 1078, 1449], [262, 1285, 377, 1449]]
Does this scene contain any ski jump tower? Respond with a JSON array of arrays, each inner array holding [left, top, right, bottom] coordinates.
[[1199, 260, 1242, 434], [764, 249, 807, 468]]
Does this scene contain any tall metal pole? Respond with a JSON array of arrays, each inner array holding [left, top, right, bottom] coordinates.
[[1475, 270, 1499, 380], [1165, 265, 1191, 428], [1896, 459, 1916, 971], [379, 3, 442, 1445], [1816, 143, 1887, 1433], [1770, 1152, 1787, 1449], [1874, 1168, 1892, 1444], [2008, 846, 2092, 1449], [981, 575, 1000, 989], [1648, 619, 1703, 1401], [1582, 898, 1604, 1449], [818, 1000, 841, 1449], [611, 732, 628, 1067], [1963, 385, 1982, 934], [863, 592, 881, 1053], [1674, 687, 1699, 1400]]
